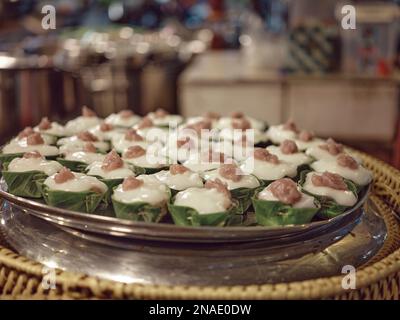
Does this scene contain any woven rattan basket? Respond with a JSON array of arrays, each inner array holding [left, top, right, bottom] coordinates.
[[1, 150, 399, 300]]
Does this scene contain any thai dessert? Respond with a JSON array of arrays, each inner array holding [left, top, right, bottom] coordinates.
[[104, 109, 141, 128]]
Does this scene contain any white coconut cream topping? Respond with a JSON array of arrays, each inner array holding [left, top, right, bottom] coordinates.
[[240, 158, 297, 181], [302, 172, 357, 206], [174, 187, 231, 214], [203, 169, 259, 190], [113, 175, 169, 205], [7, 157, 62, 176], [64, 151, 106, 164], [57, 136, 109, 153], [44, 172, 107, 193], [154, 169, 203, 191], [266, 124, 297, 144], [311, 159, 372, 186], [104, 113, 141, 128], [34, 122, 66, 137], [2, 140, 59, 156], [267, 145, 312, 167], [86, 161, 134, 179], [258, 187, 317, 209], [65, 116, 102, 135]]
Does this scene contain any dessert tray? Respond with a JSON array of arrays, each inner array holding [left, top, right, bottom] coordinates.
[[1, 108, 397, 299]]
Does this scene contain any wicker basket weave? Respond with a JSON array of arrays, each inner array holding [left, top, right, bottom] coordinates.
[[1, 150, 399, 300]]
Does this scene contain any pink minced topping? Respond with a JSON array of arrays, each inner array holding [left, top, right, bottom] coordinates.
[[18, 127, 34, 139], [124, 145, 146, 159], [319, 138, 343, 155], [82, 106, 97, 117], [219, 164, 242, 182], [267, 178, 301, 205], [232, 118, 251, 130], [177, 137, 193, 149], [38, 117, 52, 130], [280, 139, 298, 154], [119, 109, 134, 118], [54, 167, 75, 184], [283, 120, 298, 132], [23, 151, 43, 159], [100, 123, 113, 132], [83, 142, 97, 153], [205, 111, 220, 120], [154, 108, 169, 118], [185, 119, 212, 134], [337, 153, 358, 170], [205, 178, 231, 208], [101, 150, 124, 172], [122, 176, 143, 191], [298, 130, 314, 142], [311, 171, 348, 191], [254, 148, 279, 164], [231, 111, 244, 119], [137, 117, 153, 129], [77, 131, 98, 142], [125, 129, 144, 141], [170, 164, 189, 175], [26, 133, 44, 146]]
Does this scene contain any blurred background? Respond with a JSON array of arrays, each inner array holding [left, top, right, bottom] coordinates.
[[0, 0, 399, 167]]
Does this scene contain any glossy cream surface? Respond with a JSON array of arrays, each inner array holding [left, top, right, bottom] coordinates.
[[267, 145, 312, 167], [113, 175, 169, 205], [258, 187, 317, 209], [311, 160, 372, 186], [87, 161, 134, 179], [8, 157, 62, 176], [65, 116, 102, 135], [64, 151, 106, 164], [44, 172, 107, 193], [266, 125, 297, 144], [154, 170, 203, 190], [105, 113, 141, 128], [203, 169, 259, 190], [2, 140, 59, 156], [174, 187, 230, 214], [240, 158, 297, 181], [302, 172, 357, 206]]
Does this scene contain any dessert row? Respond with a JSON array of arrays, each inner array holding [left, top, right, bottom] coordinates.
[[0, 107, 372, 227]]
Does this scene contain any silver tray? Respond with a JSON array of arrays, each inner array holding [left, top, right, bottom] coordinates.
[[0, 196, 386, 285], [0, 178, 370, 243]]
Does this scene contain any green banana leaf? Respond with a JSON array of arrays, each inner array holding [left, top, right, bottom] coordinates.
[[0, 153, 24, 168], [252, 197, 320, 226], [131, 165, 169, 175], [112, 198, 166, 222], [299, 170, 359, 219], [41, 185, 105, 213], [2, 167, 47, 198], [56, 158, 88, 172], [167, 202, 230, 227], [230, 187, 257, 214], [97, 178, 123, 206]]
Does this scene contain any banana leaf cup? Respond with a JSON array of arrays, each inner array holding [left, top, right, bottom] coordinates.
[[252, 196, 320, 226], [40, 184, 105, 213], [112, 199, 168, 222], [299, 170, 359, 219], [167, 197, 239, 227], [2, 162, 48, 198], [56, 158, 89, 172], [36, 179, 105, 213]]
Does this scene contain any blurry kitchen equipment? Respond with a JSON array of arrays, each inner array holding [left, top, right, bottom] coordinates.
[[337, 2, 400, 76], [239, 10, 288, 70], [55, 25, 209, 117]]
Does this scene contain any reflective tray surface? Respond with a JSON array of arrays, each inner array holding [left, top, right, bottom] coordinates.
[[0, 198, 386, 286], [0, 179, 370, 243]]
